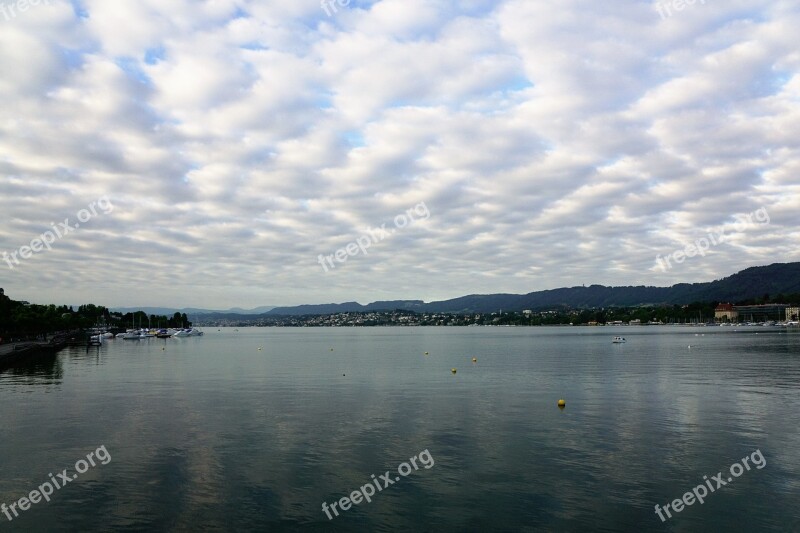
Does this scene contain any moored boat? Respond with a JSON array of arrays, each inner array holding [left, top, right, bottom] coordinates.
[[121, 329, 145, 340], [174, 328, 204, 337]]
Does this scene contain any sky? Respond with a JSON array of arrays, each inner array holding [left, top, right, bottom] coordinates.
[[0, 0, 798, 309]]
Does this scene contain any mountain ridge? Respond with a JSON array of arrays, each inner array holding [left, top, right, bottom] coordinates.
[[111, 305, 276, 316], [260, 262, 800, 316]]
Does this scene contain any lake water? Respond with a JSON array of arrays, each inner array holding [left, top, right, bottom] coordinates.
[[1, 326, 799, 531]]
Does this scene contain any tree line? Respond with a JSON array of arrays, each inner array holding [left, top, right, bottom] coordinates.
[[0, 290, 191, 341]]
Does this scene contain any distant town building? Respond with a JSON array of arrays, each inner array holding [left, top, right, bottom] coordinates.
[[786, 307, 799, 321], [714, 303, 737, 322], [733, 304, 788, 322], [716, 303, 790, 322], [523, 310, 532, 316]]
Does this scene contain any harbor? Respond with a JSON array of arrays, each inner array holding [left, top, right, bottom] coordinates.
[[0, 327, 207, 372]]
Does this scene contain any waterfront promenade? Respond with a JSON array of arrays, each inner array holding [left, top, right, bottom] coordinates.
[[0, 332, 77, 370]]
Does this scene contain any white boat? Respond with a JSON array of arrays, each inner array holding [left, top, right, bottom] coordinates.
[[88, 334, 103, 346], [121, 316, 149, 339], [612, 336, 626, 343], [102, 332, 114, 338], [122, 329, 145, 340], [174, 328, 204, 337]]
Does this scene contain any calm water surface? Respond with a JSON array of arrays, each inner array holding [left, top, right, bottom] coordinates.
[[1, 326, 799, 531]]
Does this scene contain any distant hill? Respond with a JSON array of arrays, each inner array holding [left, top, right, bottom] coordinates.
[[226, 306, 276, 314], [112, 306, 275, 316], [259, 262, 800, 316], [265, 300, 426, 316]]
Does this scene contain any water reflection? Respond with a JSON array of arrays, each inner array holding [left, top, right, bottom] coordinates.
[[0, 350, 63, 385], [1, 328, 799, 531]]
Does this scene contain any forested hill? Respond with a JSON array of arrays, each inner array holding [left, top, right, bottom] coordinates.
[[264, 263, 800, 315]]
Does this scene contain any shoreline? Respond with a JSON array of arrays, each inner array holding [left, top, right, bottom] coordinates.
[[0, 331, 77, 371]]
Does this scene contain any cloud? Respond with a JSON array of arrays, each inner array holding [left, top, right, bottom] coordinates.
[[1, 0, 798, 308]]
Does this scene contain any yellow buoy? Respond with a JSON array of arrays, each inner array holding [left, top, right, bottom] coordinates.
[[472, 357, 477, 363], [451, 368, 457, 374], [557, 399, 566, 407]]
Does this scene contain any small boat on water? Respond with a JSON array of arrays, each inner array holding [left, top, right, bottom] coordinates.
[[121, 329, 146, 340], [88, 334, 103, 346], [612, 336, 626, 343], [156, 329, 172, 338], [174, 328, 204, 337]]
